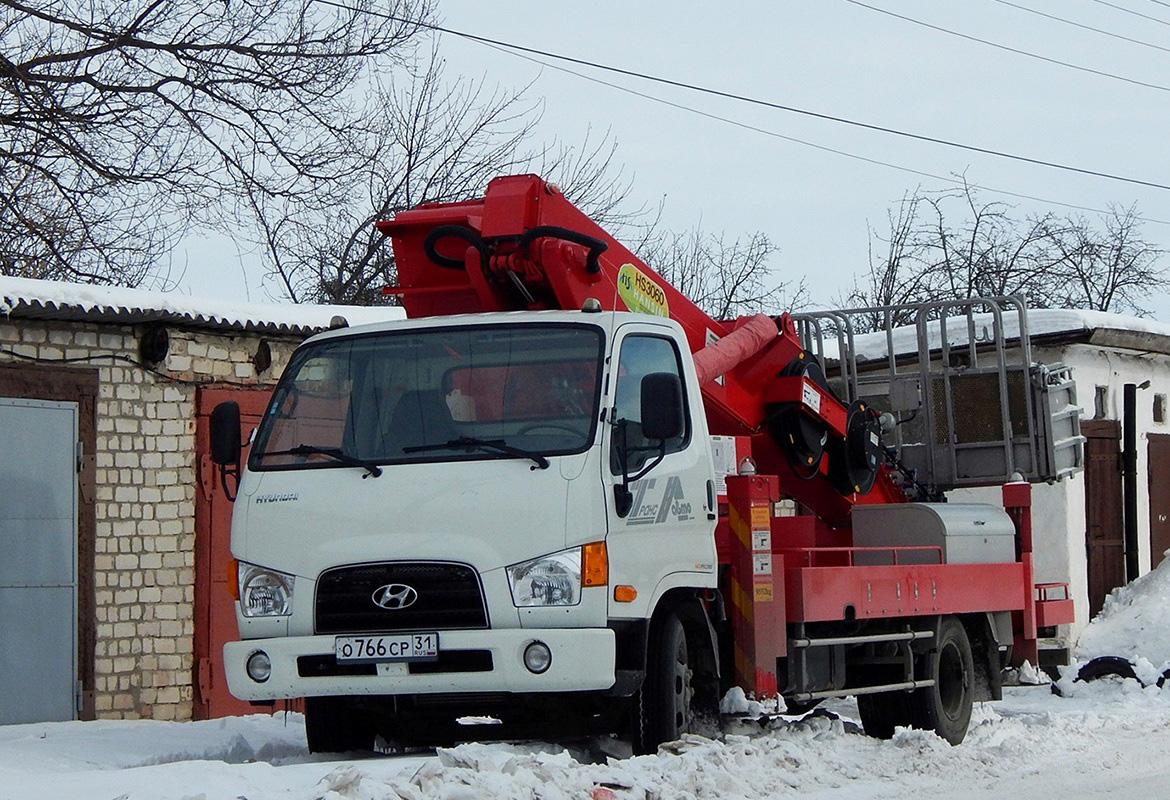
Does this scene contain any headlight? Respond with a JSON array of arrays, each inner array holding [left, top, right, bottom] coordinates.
[[507, 548, 582, 607], [238, 562, 294, 617]]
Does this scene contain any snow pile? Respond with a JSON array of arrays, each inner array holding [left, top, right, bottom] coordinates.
[[1074, 554, 1170, 675], [0, 714, 306, 774], [1, 687, 1169, 799], [357, 687, 1170, 800]]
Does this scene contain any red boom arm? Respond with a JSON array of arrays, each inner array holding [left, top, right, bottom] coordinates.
[[377, 174, 904, 522]]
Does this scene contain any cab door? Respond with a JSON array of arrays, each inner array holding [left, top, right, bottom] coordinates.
[[602, 323, 717, 618]]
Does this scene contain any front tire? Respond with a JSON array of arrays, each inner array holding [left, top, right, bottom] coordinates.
[[631, 611, 694, 754]]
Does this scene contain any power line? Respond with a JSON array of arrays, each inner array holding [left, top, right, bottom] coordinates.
[[845, 0, 1170, 93], [991, 0, 1170, 54], [1092, 0, 1170, 26], [478, 39, 1170, 227], [312, 0, 1170, 194]]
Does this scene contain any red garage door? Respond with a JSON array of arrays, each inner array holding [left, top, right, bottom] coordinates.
[[193, 387, 272, 719]]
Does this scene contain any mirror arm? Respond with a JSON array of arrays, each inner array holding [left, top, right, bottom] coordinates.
[[614, 420, 633, 517], [628, 442, 667, 483], [218, 462, 239, 503], [613, 420, 668, 518]]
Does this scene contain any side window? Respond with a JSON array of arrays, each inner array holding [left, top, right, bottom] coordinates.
[[610, 335, 689, 473]]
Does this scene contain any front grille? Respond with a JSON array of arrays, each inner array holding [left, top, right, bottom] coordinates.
[[315, 561, 488, 634]]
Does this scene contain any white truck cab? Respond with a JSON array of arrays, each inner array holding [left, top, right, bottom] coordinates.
[[216, 309, 719, 750]]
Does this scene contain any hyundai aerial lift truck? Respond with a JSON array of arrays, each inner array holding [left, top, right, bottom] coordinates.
[[211, 174, 1081, 752]]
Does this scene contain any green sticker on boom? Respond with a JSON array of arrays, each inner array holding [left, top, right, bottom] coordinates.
[[616, 263, 670, 317]]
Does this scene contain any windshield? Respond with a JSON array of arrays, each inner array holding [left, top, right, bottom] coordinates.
[[250, 323, 604, 471]]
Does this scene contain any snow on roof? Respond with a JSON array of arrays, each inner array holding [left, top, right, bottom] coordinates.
[[824, 307, 1170, 363], [0, 275, 405, 335]]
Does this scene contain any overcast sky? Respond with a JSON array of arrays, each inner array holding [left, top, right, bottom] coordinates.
[[181, 0, 1170, 317]]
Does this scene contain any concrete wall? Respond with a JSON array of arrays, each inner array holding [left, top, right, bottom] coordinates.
[[0, 318, 302, 720]]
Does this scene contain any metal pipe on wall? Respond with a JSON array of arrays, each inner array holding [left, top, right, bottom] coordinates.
[[1122, 383, 1139, 583]]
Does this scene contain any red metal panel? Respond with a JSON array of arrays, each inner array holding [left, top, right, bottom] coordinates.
[[1036, 598, 1075, 627], [782, 561, 1028, 622], [193, 388, 273, 720]]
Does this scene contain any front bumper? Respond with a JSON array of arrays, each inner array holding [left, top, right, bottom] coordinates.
[[224, 627, 616, 700]]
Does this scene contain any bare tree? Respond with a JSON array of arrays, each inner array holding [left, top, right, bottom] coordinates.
[[638, 223, 805, 319], [1047, 205, 1166, 313], [0, 0, 432, 285], [258, 44, 644, 305], [843, 180, 1167, 331]]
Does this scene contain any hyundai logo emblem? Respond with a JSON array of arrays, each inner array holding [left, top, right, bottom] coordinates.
[[371, 583, 418, 610]]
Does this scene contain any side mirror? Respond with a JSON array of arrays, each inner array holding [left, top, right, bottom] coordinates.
[[210, 402, 242, 465], [209, 401, 241, 502], [641, 372, 684, 441]]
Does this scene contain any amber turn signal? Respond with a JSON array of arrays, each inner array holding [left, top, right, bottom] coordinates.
[[582, 542, 608, 587], [614, 585, 637, 603]]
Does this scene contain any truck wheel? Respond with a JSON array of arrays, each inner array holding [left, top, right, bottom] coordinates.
[[631, 611, 694, 754], [916, 616, 974, 745], [857, 691, 918, 739], [858, 617, 973, 744], [304, 697, 376, 754]]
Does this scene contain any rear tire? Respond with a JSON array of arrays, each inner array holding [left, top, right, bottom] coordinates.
[[857, 690, 918, 739], [304, 696, 376, 754], [858, 617, 974, 745], [917, 616, 974, 745], [631, 611, 694, 754]]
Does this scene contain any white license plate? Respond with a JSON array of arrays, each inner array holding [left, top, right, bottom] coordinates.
[[334, 633, 439, 663]]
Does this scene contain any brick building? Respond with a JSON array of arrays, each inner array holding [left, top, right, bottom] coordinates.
[[0, 276, 400, 724]]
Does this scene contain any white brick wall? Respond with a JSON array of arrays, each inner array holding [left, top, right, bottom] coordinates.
[[1, 318, 303, 721]]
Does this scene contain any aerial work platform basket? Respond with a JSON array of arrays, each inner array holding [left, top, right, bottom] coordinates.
[[793, 296, 1084, 493]]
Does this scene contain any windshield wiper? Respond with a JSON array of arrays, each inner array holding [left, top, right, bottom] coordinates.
[[258, 444, 383, 478], [404, 436, 550, 470]]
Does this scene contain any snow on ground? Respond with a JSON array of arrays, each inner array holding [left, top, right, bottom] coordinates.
[[3, 684, 1169, 800], [5, 558, 1170, 800]]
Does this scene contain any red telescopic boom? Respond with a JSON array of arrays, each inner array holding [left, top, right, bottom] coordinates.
[[377, 174, 904, 522]]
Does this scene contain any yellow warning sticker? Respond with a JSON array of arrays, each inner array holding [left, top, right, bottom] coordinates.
[[754, 583, 774, 602], [750, 506, 770, 530]]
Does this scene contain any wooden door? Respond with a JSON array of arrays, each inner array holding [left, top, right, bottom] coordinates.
[[193, 387, 272, 719], [1082, 420, 1125, 618], [1148, 434, 1170, 570]]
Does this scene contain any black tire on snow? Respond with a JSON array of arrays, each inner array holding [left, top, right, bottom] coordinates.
[[304, 696, 376, 754], [916, 615, 975, 745], [857, 690, 918, 739], [631, 610, 694, 755], [1075, 656, 1139, 684], [859, 616, 974, 745]]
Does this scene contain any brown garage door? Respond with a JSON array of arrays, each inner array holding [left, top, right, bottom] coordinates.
[[1148, 434, 1170, 570], [1083, 420, 1124, 619]]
